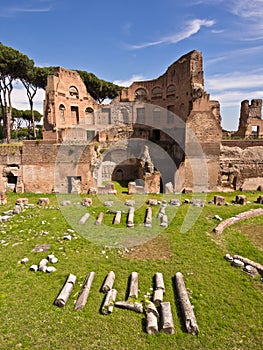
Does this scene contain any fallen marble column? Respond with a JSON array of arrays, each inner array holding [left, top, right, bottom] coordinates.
[[74, 272, 95, 311], [101, 271, 115, 293], [144, 207, 152, 228], [101, 288, 117, 315], [113, 211, 121, 225], [95, 212, 104, 225], [175, 272, 199, 335], [54, 273, 77, 308], [160, 302, 175, 334], [78, 213, 90, 225], [127, 207, 134, 228]]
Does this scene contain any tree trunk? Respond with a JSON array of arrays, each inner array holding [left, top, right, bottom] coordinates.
[[175, 272, 199, 335], [30, 99, 36, 139], [127, 207, 134, 227], [101, 271, 115, 293], [54, 273, 77, 308], [128, 271, 138, 299], [6, 84, 13, 144], [101, 288, 117, 315], [74, 272, 95, 311], [160, 302, 175, 334]]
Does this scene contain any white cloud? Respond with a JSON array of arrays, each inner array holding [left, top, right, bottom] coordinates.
[[0, 1, 53, 17], [206, 70, 263, 91], [12, 82, 45, 113], [211, 90, 263, 107], [228, 0, 263, 19], [206, 45, 263, 65], [206, 68, 263, 130], [113, 74, 146, 87], [129, 19, 215, 49]]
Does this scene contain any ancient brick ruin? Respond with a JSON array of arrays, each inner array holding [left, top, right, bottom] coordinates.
[[236, 99, 263, 138], [0, 50, 262, 194]]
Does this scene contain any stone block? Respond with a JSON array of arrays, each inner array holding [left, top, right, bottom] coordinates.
[[214, 195, 224, 206], [88, 187, 97, 194], [0, 192, 7, 205], [257, 196, 263, 204], [16, 198, 28, 205], [38, 198, 50, 206], [60, 200, 71, 206], [148, 199, 158, 206], [236, 195, 247, 205], [82, 197, 92, 206], [128, 182, 144, 194], [170, 198, 181, 206]]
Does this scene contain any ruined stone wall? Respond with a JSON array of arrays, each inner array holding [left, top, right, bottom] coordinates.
[[0, 145, 22, 192], [236, 99, 263, 138], [43, 67, 99, 141], [219, 143, 263, 190], [184, 100, 222, 191], [21, 141, 94, 193], [118, 50, 205, 123]]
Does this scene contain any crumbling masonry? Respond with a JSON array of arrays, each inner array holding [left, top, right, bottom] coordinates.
[[0, 50, 262, 194]]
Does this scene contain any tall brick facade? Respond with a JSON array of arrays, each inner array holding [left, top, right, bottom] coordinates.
[[0, 50, 262, 194]]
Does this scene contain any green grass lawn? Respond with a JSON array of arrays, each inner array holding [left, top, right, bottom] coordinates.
[[0, 190, 262, 349]]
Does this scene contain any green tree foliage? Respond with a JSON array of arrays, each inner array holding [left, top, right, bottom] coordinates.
[[11, 107, 42, 140], [76, 70, 122, 103], [0, 42, 33, 142], [20, 66, 56, 139]]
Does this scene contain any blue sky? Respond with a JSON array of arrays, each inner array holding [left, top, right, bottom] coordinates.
[[0, 0, 263, 130]]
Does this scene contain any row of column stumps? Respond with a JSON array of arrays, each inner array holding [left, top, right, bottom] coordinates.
[[54, 271, 199, 335]]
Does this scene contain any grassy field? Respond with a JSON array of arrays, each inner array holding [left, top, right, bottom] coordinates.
[[0, 188, 262, 350]]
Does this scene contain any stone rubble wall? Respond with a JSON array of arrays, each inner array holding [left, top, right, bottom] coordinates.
[[219, 144, 263, 190]]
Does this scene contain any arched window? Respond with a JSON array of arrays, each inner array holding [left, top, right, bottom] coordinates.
[[69, 86, 79, 99], [152, 87, 162, 95], [85, 107, 94, 114], [167, 84, 176, 93], [59, 104, 65, 121], [135, 88, 147, 101]]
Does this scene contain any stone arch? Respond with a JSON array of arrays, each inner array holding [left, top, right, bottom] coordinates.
[[59, 104, 66, 121], [152, 86, 162, 95], [135, 88, 147, 101], [69, 86, 79, 99], [167, 84, 176, 93], [111, 158, 143, 185], [85, 107, 94, 124]]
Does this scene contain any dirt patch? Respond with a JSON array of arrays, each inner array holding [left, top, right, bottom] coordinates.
[[125, 234, 172, 260], [236, 223, 263, 250]]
